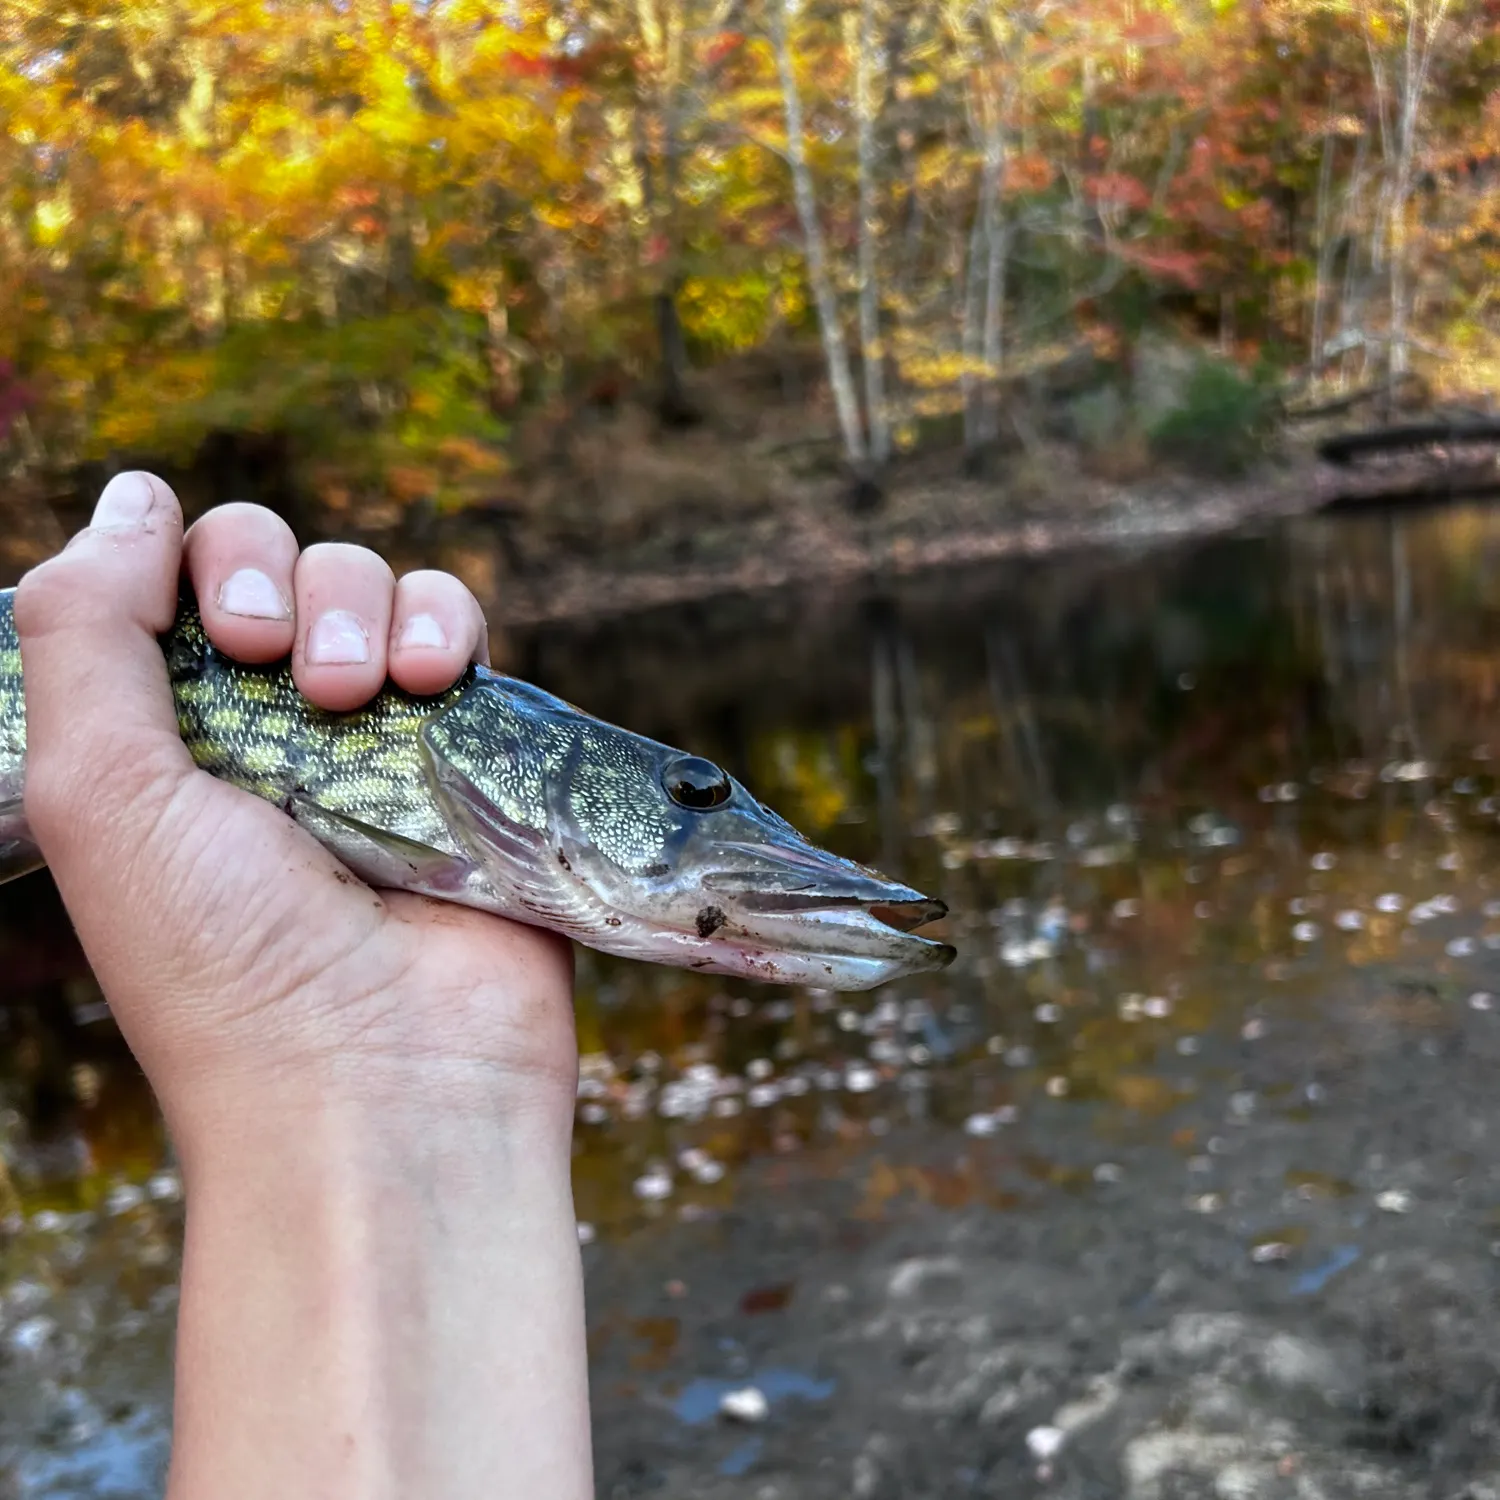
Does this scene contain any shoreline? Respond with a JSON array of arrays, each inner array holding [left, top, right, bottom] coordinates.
[[5, 445, 1489, 634], [467, 455, 1382, 630]]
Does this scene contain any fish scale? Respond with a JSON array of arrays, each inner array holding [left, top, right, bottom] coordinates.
[[162, 598, 463, 854]]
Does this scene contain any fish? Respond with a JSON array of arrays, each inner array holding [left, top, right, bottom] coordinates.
[[0, 588, 955, 990]]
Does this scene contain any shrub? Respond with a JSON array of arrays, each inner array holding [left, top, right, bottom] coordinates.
[[1148, 357, 1277, 476]]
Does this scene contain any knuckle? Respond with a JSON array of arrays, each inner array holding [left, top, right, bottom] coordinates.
[[17, 519, 181, 643], [13, 554, 99, 642]]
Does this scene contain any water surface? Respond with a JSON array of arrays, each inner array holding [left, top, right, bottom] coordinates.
[[7, 501, 1500, 1492]]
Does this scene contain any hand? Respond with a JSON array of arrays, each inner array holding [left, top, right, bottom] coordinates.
[[15, 473, 592, 1500], [17, 471, 576, 1117]]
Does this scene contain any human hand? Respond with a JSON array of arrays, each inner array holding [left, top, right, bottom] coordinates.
[[17, 471, 577, 1128], [15, 472, 592, 1499]]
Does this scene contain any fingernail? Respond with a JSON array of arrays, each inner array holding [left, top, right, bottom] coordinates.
[[397, 612, 448, 650], [218, 567, 291, 621], [306, 610, 369, 666], [92, 472, 156, 528]]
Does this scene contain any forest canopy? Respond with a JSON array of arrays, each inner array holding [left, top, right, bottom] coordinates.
[[0, 0, 1496, 510]]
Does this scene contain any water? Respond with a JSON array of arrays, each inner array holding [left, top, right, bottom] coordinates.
[[8, 501, 1500, 1492]]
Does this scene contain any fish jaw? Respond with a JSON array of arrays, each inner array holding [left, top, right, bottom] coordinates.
[[564, 911, 952, 990], [559, 832, 957, 989], [683, 837, 956, 988]]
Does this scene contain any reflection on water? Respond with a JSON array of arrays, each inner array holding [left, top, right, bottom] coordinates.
[[9, 502, 1500, 1489]]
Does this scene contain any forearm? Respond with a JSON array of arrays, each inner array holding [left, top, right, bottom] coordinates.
[[166, 1082, 592, 1500]]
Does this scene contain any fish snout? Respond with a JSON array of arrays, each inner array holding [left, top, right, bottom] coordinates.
[[702, 840, 955, 968]]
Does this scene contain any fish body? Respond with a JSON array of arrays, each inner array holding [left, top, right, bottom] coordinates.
[[0, 590, 954, 989]]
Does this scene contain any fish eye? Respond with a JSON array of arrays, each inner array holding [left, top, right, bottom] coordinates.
[[663, 755, 733, 810]]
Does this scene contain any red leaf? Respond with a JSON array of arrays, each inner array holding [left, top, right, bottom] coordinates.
[[1115, 242, 1204, 288], [1005, 151, 1055, 193], [506, 53, 552, 79], [704, 31, 745, 69], [1085, 172, 1152, 211]]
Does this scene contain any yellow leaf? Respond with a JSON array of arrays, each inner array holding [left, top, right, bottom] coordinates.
[[33, 194, 73, 247]]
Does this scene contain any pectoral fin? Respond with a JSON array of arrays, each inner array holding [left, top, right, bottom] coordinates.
[[287, 797, 479, 900]]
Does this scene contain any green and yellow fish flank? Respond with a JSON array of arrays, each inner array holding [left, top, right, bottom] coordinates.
[[0, 589, 953, 990]]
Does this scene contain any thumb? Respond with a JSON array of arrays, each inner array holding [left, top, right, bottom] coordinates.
[[15, 471, 194, 884]]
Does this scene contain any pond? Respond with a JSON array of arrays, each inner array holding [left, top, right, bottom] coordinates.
[[7, 501, 1500, 1497]]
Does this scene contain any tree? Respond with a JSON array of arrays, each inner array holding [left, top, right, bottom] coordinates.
[[769, 0, 869, 474], [0, 0, 1496, 515]]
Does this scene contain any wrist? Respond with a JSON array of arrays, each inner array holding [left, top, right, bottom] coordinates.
[[171, 1059, 576, 1193], [137, 961, 581, 1174], [166, 1056, 592, 1500]]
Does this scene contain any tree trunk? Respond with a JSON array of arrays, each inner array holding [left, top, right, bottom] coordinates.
[[1368, 0, 1452, 396], [1388, 9, 1418, 383], [773, 0, 867, 468], [655, 285, 696, 426], [1309, 127, 1336, 369], [960, 179, 987, 468], [853, 0, 889, 466], [976, 72, 1012, 446], [630, 0, 698, 425], [1318, 418, 1500, 465], [1336, 130, 1371, 385]]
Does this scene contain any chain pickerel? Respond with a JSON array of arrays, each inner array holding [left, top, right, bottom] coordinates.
[[0, 589, 954, 989]]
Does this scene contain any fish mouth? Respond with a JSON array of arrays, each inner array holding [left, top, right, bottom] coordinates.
[[703, 841, 957, 976], [735, 889, 950, 934]]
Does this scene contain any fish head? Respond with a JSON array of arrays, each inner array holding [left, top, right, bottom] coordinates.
[[424, 673, 956, 990]]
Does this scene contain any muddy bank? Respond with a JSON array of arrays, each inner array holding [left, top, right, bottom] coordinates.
[[11, 436, 1474, 633], [442, 454, 1342, 630], [0, 444, 1328, 628], [587, 950, 1500, 1500]]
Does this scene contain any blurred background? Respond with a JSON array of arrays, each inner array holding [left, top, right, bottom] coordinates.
[[4, 2, 1500, 1497]]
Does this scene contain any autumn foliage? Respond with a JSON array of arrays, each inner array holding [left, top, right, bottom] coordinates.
[[0, 0, 1495, 509]]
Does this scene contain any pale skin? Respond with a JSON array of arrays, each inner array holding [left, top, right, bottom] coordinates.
[[13, 472, 593, 1500]]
